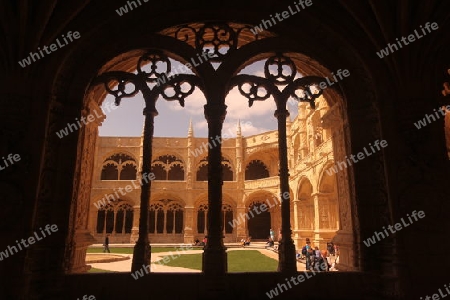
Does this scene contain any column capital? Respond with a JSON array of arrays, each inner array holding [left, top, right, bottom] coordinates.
[[274, 108, 290, 119], [143, 107, 158, 117], [86, 99, 106, 126], [204, 104, 227, 123]]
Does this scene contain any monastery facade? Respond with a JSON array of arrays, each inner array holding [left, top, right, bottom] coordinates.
[[88, 98, 339, 250]]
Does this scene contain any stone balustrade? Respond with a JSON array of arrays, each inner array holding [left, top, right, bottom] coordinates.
[[244, 176, 279, 189]]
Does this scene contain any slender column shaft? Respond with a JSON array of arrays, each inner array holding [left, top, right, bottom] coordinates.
[[202, 104, 228, 275], [163, 210, 167, 234], [131, 106, 157, 272], [313, 193, 320, 245], [275, 108, 297, 274], [122, 213, 126, 233], [173, 212, 176, 235]]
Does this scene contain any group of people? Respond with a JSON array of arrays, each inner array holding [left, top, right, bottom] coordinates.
[[193, 236, 208, 246], [104, 233, 339, 272], [240, 236, 251, 247], [265, 228, 279, 249], [297, 238, 339, 272]]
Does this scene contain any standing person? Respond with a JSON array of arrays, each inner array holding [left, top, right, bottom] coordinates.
[[327, 242, 334, 256], [103, 234, 110, 253], [311, 246, 320, 270], [317, 250, 330, 272], [304, 239, 312, 271], [270, 228, 275, 242]]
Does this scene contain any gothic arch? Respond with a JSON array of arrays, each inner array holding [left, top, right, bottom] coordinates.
[[317, 164, 339, 231], [100, 152, 138, 180], [196, 155, 234, 181], [296, 177, 314, 231], [245, 159, 270, 180], [94, 199, 134, 236], [195, 194, 236, 236], [148, 198, 185, 235], [40, 17, 388, 277], [13, 0, 450, 298], [245, 190, 280, 240], [151, 154, 185, 181], [100, 150, 138, 164], [317, 162, 338, 193]]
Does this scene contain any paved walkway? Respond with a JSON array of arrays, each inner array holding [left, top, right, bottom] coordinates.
[[89, 244, 315, 273]]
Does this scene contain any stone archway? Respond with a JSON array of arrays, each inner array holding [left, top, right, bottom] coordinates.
[[247, 201, 271, 240], [29, 13, 386, 298]]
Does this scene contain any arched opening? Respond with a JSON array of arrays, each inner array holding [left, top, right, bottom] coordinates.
[[197, 203, 208, 235], [100, 164, 118, 180], [196, 156, 234, 181], [245, 160, 270, 180], [196, 202, 235, 236], [114, 203, 134, 234], [247, 201, 272, 240], [94, 201, 134, 243], [16, 0, 438, 295], [148, 199, 184, 242], [297, 179, 314, 233], [100, 153, 137, 180], [151, 155, 185, 181], [120, 164, 137, 180], [53, 20, 360, 281]]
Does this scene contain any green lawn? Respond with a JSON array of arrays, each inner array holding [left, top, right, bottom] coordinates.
[[155, 250, 278, 272], [86, 247, 183, 254]]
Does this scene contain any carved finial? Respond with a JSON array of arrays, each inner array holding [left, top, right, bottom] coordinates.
[[237, 119, 241, 136], [188, 118, 194, 137]]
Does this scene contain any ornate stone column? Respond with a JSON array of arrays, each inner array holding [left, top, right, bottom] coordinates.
[[312, 192, 326, 249], [67, 99, 103, 273], [229, 53, 326, 275], [236, 204, 247, 242], [298, 102, 309, 158], [202, 103, 228, 275], [130, 205, 140, 243], [321, 103, 357, 271], [292, 199, 301, 248], [187, 119, 194, 189], [163, 208, 167, 234], [275, 107, 297, 274], [235, 121, 244, 185], [90, 50, 200, 273], [131, 92, 157, 272], [183, 205, 195, 243], [286, 115, 293, 170]]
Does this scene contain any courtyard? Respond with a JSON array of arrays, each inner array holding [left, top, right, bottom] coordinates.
[[86, 243, 329, 273]]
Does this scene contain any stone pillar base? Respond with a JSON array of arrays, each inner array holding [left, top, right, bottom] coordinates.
[[332, 229, 357, 271], [235, 206, 247, 243], [202, 246, 227, 275], [70, 229, 96, 273], [293, 230, 302, 249], [277, 239, 297, 273], [184, 232, 194, 244], [130, 227, 139, 243]]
